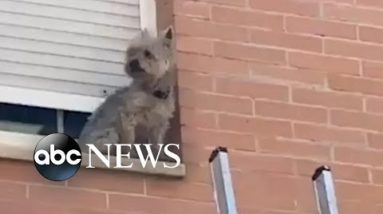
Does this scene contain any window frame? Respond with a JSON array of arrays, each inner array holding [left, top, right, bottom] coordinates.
[[0, 0, 185, 177]]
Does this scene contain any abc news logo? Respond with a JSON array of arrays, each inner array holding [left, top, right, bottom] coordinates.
[[33, 133, 181, 181]]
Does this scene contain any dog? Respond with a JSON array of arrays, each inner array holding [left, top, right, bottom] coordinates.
[[78, 27, 176, 156]]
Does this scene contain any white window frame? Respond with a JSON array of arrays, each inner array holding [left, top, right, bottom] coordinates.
[[0, 0, 185, 177]]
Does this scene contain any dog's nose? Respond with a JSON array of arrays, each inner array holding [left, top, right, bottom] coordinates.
[[129, 59, 141, 71]]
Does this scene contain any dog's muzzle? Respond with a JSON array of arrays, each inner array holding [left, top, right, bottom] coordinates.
[[129, 59, 145, 72], [153, 89, 170, 99]]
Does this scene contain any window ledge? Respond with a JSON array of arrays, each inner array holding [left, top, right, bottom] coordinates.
[[0, 131, 186, 178]]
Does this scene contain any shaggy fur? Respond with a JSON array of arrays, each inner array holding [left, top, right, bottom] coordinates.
[[78, 27, 176, 155]]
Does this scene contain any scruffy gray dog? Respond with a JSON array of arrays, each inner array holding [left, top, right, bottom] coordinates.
[[78, 27, 175, 155]]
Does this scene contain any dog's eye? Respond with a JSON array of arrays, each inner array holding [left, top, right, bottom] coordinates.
[[144, 50, 153, 59]]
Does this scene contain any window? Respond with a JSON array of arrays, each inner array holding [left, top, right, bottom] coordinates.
[[0, 0, 184, 176], [0, 103, 89, 137]]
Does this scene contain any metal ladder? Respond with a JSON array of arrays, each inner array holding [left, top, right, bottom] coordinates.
[[208, 147, 339, 214]]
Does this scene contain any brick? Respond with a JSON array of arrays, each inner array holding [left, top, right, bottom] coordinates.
[[366, 97, 383, 114], [258, 137, 331, 160], [250, 29, 322, 52], [294, 179, 318, 214], [109, 194, 215, 214], [372, 169, 383, 185], [214, 41, 286, 64], [182, 144, 215, 164], [362, 61, 383, 80], [331, 109, 383, 132], [233, 171, 302, 210], [179, 89, 253, 115], [175, 16, 248, 42], [285, 16, 357, 39], [262, 211, 295, 214], [218, 114, 293, 137], [250, 63, 326, 86], [250, 0, 320, 17], [176, 36, 213, 55], [146, 178, 213, 202], [183, 164, 210, 183], [339, 200, 375, 214], [67, 168, 144, 194], [337, 182, 383, 205], [326, 0, 354, 3], [63, 208, 128, 214], [334, 147, 383, 167], [0, 181, 26, 201], [356, 0, 383, 8], [335, 164, 370, 183], [288, 52, 359, 75], [360, 26, 383, 45], [254, 100, 328, 123], [211, 6, 283, 30], [182, 127, 256, 151], [0, 200, 64, 214], [0, 159, 64, 186], [368, 133, 383, 150], [216, 78, 289, 101], [238, 207, 263, 214], [324, 3, 383, 27], [296, 160, 370, 183], [336, 182, 378, 203], [174, 0, 210, 19], [328, 74, 383, 97], [29, 186, 107, 209], [180, 107, 217, 129], [332, 164, 370, 183], [325, 39, 383, 62], [376, 205, 383, 214], [199, 0, 246, 7], [292, 88, 363, 111], [177, 53, 249, 76], [178, 71, 214, 92], [294, 123, 365, 144], [230, 152, 295, 174]]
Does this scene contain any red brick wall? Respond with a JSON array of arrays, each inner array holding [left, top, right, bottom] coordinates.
[[1, 0, 383, 213], [176, 0, 383, 213]]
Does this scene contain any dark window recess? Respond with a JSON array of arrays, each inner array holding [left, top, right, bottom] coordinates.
[[0, 103, 90, 138], [63, 111, 90, 138], [0, 103, 57, 135]]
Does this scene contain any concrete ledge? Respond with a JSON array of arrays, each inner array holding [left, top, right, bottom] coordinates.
[[81, 154, 185, 177], [0, 131, 186, 178]]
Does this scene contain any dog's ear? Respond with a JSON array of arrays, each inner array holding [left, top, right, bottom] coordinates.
[[160, 26, 174, 48], [163, 27, 173, 40]]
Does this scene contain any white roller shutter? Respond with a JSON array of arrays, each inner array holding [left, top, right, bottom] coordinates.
[[0, 0, 153, 112]]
